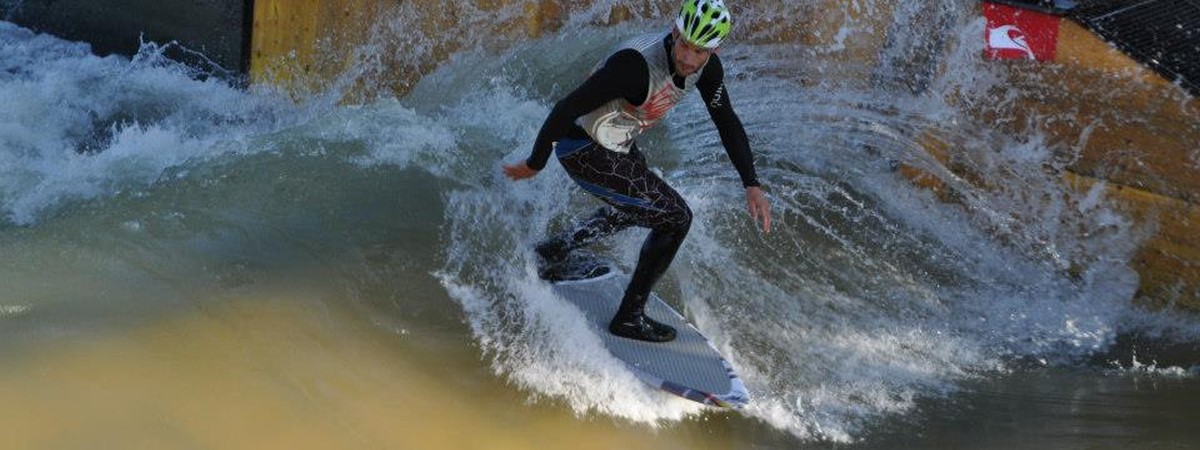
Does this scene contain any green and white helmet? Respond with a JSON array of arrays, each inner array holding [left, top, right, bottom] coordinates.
[[675, 0, 733, 49]]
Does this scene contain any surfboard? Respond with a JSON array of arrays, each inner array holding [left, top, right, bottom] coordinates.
[[550, 265, 750, 408]]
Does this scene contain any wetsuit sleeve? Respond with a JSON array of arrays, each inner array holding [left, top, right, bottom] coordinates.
[[526, 49, 649, 171], [697, 54, 761, 188]]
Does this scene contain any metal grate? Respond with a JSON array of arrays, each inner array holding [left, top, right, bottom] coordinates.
[[990, 0, 1079, 14], [1069, 0, 1200, 95]]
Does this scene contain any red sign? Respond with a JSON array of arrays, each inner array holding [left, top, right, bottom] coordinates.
[[983, 2, 1061, 61]]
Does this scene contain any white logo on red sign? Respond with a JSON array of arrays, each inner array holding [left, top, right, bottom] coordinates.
[[987, 24, 1036, 59]]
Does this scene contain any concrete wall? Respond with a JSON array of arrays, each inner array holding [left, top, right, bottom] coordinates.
[[2, 0, 252, 77]]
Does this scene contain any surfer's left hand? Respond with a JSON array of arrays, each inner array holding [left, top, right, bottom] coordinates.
[[502, 160, 539, 181], [746, 186, 771, 233]]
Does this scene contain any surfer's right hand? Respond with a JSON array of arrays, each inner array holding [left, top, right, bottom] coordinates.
[[502, 160, 539, 181]]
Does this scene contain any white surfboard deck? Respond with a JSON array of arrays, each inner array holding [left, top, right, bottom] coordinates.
[[551, 267, 750, 408]]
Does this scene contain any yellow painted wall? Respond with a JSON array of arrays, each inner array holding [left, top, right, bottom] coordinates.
[[1064, 172, 1200, 308], [248, 0, 898, 95], [902, 18, 1199, 309], [1025, 20, 1197, 309]]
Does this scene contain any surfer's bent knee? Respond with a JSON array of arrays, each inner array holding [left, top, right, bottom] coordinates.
[[658, 203, 692, 235]]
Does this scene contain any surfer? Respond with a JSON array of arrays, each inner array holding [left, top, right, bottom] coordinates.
[[503, 0, 770, 343]]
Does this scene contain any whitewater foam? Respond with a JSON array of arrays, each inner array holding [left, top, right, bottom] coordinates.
[[0, 22, 297, 225]]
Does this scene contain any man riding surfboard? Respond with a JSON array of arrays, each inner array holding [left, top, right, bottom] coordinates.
[[504, 0, 770, 343]]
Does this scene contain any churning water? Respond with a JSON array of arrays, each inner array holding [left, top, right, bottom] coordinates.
[[2, 1, 1199, 447]]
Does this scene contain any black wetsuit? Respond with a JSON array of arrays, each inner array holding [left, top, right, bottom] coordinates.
[[528, 33, 759, 342], [527, 36, 759, 187]]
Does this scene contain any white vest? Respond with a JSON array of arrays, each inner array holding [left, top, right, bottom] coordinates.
[[576, 33, 703, 153]]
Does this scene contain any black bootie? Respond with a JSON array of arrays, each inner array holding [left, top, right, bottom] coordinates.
[[535, 208, 633, 281], [606, 227, 688, 343], [608, 296, 676, 342]]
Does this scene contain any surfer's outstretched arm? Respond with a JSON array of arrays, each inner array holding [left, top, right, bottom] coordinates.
[[502, 50, 648, 182], [696, 54, 772, 233]]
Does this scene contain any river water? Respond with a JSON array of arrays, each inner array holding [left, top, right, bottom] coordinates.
[[2, 1, 1198, 448]]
